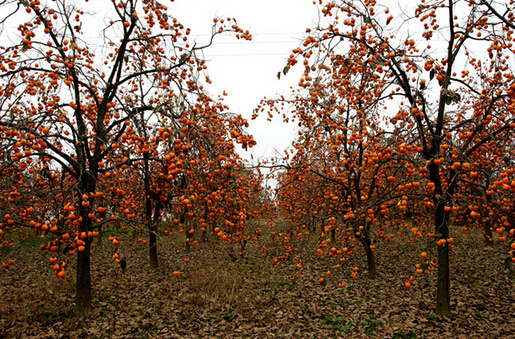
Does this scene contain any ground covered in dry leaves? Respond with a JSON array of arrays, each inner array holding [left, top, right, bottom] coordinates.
[[1, 224, 515, 338]]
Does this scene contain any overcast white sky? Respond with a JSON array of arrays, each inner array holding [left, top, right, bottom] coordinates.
[[170, 0, 319, 167], [0, 0, 320, 188]]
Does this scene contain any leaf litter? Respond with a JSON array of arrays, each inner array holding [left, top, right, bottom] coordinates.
[[0, 226, 514, 338]]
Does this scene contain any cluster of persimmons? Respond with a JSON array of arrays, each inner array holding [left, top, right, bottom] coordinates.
[[0, 0, 269, 311], [256, 0, 515, 316], [1, 0, 515, 318]]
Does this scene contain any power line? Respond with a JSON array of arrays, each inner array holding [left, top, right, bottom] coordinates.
[[203, 53, 291, 57], [204, 40, 299, 45]]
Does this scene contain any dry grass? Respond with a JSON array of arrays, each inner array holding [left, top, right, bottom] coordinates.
[[0, 223, 514, 338]]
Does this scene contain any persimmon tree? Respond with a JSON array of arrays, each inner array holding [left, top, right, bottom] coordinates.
[[91, 97, 258, 269], [133, 98, 259, 257], [447, 141, 515, 246], [263, 34, 427, 280], [266, 0, 515, 316], [272, 110, 416, 279], [0, 0, 251, 311]]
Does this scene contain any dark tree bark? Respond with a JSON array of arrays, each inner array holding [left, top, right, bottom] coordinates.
[[435, 203, 451, 317], [149, 203, 161, 270], [484, 222, 493, 245], [76, 241, 92, 311], [428, 162, 453, 317], [143, 152, 159, 270], [361, 228, 377, 279]]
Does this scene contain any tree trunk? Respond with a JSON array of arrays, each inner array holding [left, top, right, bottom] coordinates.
[[185, 221, 192, 252], [76, 173, 97, 312], [143, 152, 158, 270], [428, 159, 453, 317], [359, 226, 377, 279], [149, 229, 158, 269], [202, 209, 209, 242], [435, 198, 451, 317], [149, 203, 160, 269], [483, 222, 493, 245], [76, 240, 92, 312], [436, 243, 451, 317], [181, 212, 191, 252], [364, 244, 377, 279]]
